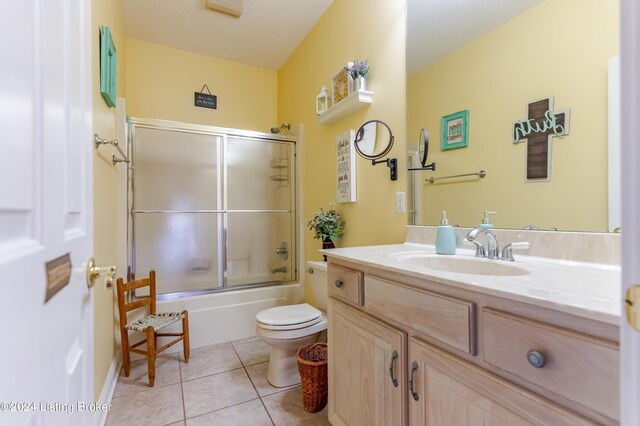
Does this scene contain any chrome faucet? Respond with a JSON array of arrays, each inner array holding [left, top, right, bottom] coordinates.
[[500, 242, 531, 261], [466, 227, 499, 259]]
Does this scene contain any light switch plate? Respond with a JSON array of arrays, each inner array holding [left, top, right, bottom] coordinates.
[[396, 192, 406, 213]]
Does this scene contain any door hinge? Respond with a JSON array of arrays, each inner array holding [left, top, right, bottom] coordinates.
[[625, 285, 640, 330]]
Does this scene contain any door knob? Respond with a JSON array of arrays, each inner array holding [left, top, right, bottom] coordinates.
[[87, 257, 117, 288]]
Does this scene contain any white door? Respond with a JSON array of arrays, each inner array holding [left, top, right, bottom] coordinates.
[[0, 0, 94, 425], [621, 0, 640, 424]]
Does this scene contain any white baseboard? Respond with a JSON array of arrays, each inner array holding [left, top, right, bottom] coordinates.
[[94, 351, 121, 426]]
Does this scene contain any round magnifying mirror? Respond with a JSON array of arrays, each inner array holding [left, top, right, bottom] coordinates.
[[354, 120, 394, 160], [419, 128, 429, 167]]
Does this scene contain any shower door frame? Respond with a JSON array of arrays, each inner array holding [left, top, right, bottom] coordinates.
[[126, 117, 298, 299]]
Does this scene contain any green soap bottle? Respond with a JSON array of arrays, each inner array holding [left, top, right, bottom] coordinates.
[[435, 210, 457, 255]]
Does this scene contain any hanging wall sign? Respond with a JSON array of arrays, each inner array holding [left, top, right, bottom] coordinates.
[[513, 97, 570, 181], [194, 84, 217, 109], [336, 129, 356, 203]]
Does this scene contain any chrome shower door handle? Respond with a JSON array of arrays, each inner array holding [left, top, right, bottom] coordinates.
[[275, 242, 288, 260]]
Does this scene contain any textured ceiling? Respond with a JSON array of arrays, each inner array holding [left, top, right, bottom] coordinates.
[[407, 0, 544, 76], [120, 0, 334, 71]]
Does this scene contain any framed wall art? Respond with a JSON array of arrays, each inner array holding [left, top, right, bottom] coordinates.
[[441, 110, 469, 150], [332, 64, 354, 105], [336, 129, 356, 203], [100, 25, 117, 108]]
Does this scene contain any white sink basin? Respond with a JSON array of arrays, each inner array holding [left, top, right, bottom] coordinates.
[[390, 253, 530, 277]]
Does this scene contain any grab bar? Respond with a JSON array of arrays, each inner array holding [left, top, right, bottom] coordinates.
[[94, 133, 129, 165], [426, 169, 486, 184]]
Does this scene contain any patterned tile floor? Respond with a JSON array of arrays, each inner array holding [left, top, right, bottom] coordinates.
[[106, 337, 330, 425]]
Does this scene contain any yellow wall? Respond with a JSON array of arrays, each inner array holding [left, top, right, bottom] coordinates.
[[92, 0, 126, 401], [278, 0, 407, 262], [125, 39, 277, 131], [407, 0, 619, 231]]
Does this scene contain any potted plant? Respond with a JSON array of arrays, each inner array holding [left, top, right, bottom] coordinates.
[[306, 207, 345, 261], [344, 59, 370, 91]]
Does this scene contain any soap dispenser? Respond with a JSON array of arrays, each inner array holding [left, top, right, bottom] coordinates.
[[436, 210, 457, 255], [479, 210, 496, 230]]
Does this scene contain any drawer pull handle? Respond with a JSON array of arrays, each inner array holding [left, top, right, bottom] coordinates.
[[335, 280, 343, 288], [388, 350, 399, 387], [527, 350, 547, 368], [409, 361, 419, 401]]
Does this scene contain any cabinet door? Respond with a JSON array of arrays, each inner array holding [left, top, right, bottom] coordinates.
[[328, 299, 406, 426], [408, 338, 595, 426]]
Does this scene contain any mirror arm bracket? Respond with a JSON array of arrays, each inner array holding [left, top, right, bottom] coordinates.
[[408, 163, 436, 172], [372, 158, 398, 181]]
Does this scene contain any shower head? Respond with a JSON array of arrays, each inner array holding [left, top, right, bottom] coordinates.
[[271, 123, 291, 134]]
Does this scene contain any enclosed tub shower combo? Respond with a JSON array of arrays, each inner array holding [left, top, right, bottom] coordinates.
[[125, 118, 304, 347]]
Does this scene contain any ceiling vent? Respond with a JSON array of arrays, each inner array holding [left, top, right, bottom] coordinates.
[[205, 0, 245, 18]]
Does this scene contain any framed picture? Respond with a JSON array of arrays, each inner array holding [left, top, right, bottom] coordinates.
[[100, 25, 117, 108], [332, 65, 354, 105], [441, 110, 469, 150], [336, 129, 356, 203]]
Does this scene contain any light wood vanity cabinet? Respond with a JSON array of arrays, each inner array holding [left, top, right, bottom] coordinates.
[[482, 309, 619, 421], [328, 299, 406, 426], [409, 339, 593, 425], [328, 263, 364, 306], [326, 260, 619, 426], [365, 276, 476, 355]]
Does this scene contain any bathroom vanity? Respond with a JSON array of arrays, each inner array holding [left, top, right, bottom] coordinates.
[[324, 239, 620, 425]]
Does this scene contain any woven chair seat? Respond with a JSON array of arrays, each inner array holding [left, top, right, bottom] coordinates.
[[125, 312, 184, 332]]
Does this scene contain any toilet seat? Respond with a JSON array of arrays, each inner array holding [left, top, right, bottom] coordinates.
[[256, 303, 322, 331], [256, 313, 327, 341]]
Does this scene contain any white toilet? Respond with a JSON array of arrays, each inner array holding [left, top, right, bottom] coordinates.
[[256, 261, 328, 387]]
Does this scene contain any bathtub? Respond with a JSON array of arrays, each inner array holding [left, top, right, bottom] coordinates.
[[153, 282, 305, 352]]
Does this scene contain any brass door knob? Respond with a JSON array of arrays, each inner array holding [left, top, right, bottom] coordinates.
[[86, 257, 117, 288]]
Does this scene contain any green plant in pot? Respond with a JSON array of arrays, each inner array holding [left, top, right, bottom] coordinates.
[[306, 207, 345, 261]]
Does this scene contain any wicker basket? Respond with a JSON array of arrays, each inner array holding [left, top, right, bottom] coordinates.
[[296, 343, 328, 413]]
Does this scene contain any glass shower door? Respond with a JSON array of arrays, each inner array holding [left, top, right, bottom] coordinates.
[[226, 137, 295, 287], [132, 126, 223, 295]]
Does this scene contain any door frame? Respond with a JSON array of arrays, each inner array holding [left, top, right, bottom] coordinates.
[[620, 0, 640, 424]]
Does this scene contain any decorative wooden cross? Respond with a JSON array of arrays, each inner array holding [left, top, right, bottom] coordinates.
[[513, 97, 570, 181]]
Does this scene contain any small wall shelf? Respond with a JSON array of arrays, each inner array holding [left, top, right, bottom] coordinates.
[[317, 90, 373, 125]]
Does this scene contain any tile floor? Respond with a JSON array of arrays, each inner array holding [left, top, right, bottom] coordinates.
[[106, 337, 331, 425]]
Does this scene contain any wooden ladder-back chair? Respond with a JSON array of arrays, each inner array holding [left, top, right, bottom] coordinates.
[[116, 270, 190, 387]]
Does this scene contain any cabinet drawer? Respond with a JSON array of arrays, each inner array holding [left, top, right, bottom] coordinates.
[[483, 309, 619, 422], [365, 275, 476, 354], [410, 338, 594, 426], [328, 264, 364, 305]]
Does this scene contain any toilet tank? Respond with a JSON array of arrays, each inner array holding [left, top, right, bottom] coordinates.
[[306, 261, 328, 312]]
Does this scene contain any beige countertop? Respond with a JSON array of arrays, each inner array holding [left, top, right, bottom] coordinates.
[[324, 243, 621, 326]]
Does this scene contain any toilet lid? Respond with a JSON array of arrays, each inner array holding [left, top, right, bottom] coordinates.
[[256, 303, 321, 327]]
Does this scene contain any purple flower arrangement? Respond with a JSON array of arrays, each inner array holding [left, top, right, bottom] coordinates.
[[344, 60, 370, 79]]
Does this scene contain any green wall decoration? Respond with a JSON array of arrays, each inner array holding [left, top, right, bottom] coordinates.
[[441, 110, 469, 151], [100, 25, 116, 108]]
